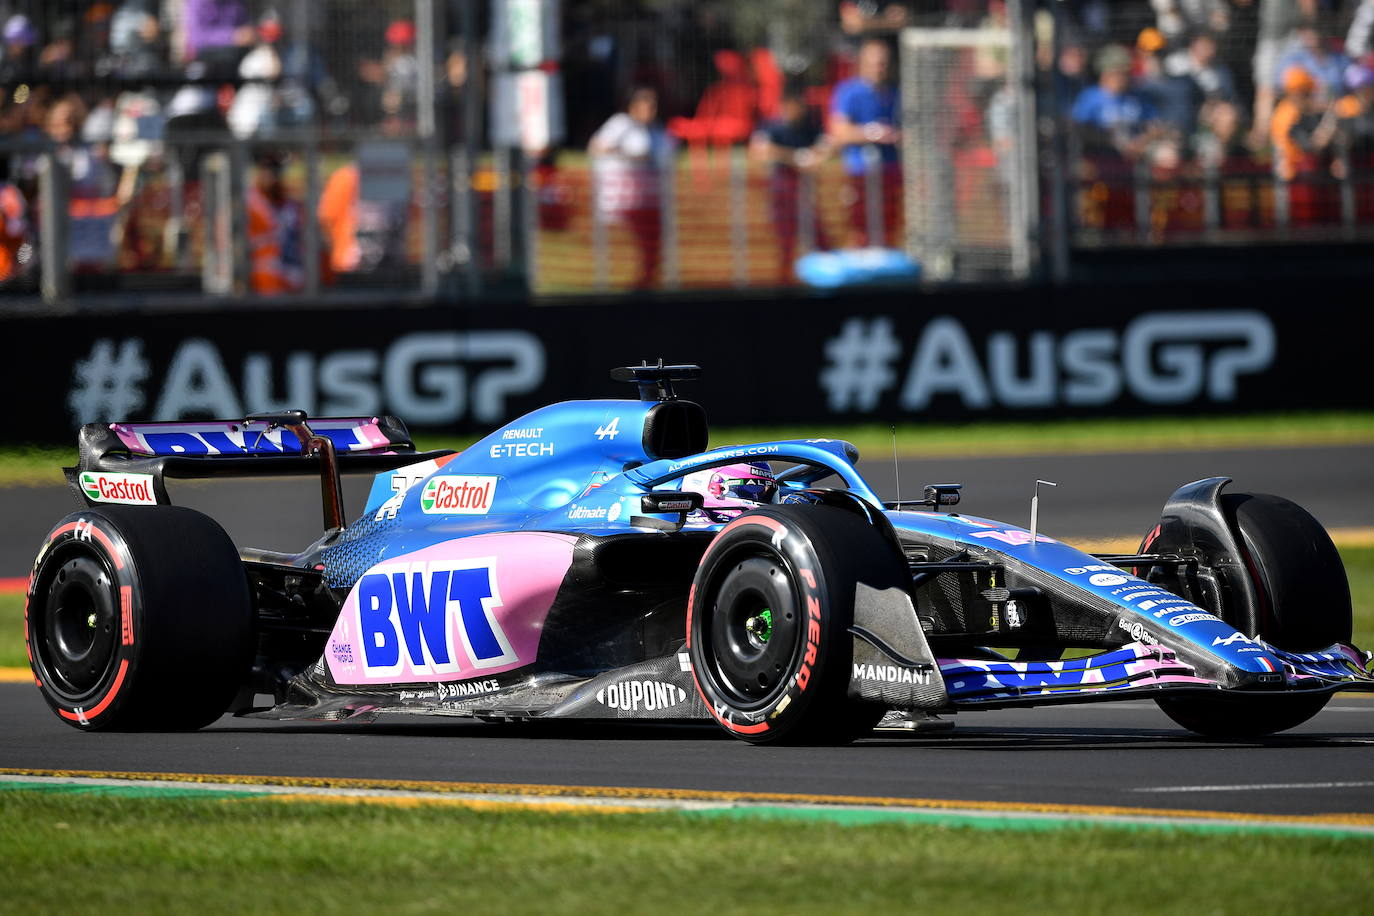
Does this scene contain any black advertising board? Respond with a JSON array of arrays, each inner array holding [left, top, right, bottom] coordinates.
[[2, 279, 1360, 444]]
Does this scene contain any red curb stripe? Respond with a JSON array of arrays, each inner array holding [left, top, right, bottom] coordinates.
[[0, 577, 28, 594]]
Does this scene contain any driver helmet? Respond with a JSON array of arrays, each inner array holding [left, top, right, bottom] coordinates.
[[681, 461, 776, 523]]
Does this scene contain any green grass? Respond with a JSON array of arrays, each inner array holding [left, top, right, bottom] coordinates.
[[4, 546, 1373, 670], [0, 791, 1369, 914], [4, 411, 1371, 487]]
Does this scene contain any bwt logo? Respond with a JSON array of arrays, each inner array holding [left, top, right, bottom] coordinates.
[[356, 559, 516, 678], [68, 331, 545, 426], [819, 311, 1276, 412]]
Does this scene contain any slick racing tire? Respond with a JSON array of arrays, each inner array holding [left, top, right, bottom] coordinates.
[[26, 506, 253, 731], [1147, 493, 1352, 739], [687, 505, 905, 745]]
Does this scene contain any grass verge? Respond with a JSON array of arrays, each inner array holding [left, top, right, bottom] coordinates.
[[0, 790, 1370, 914], [4, 411, 1371, 487], [3, 546, 1373, 670]]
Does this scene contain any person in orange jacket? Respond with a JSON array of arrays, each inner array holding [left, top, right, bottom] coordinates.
[[246, 152, 304, 294]]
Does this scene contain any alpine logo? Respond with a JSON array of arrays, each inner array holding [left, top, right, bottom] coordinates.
[[852, 663, 933, 685], [596, 680, 688, 712], [80, 471, 156, 505], [419, 476, 497, 514]]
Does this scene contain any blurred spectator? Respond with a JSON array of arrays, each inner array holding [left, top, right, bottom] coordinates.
[[589, 87, 670, 289], [180, 0, 252, 77], [360, 19, 419, 125], [1348, 0, 1374, 60], [227, 9, 332, 138], [228, 13, 285, 139], [1151, 0, 1231, 40], [1159, 31, 1238, 133], [0, 156, 29, 284], [1274, 23, 1350, 101], [1194, 98, 1250, 170], [667, 50, 758, 150], [318, 163, 360, 275], [0, 13, 38, 85], [1072, 44, 1162, 157], [247, 153, 304, 294], [1271, 64, 1339, 198], [1252, 0, 1316, 143], [835, 0, 910, 74], [1334, 63, 1374, 160], [106, 0, 165, 79], [750, 88, 832, 283], [828, 37, 900, 246]]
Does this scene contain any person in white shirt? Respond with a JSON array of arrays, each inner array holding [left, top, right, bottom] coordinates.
[[589, 87, 670, 289]]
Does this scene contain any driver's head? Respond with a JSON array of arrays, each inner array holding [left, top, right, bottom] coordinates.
[[682, 462, 776, 522]]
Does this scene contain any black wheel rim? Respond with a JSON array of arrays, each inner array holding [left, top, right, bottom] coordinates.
[[37, 553, 120, 699], [703, 549, 803, 710]]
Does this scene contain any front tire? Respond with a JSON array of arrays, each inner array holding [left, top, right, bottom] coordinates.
[[1150, 492, 1351, 739], [26, 506, 253, 731], [687, 505, 906, 745]]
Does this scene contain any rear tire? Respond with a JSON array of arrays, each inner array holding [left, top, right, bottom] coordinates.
[[1151, 492, 1351, 739], [687, 505, 904, 745], [26, 506, 253, 731]]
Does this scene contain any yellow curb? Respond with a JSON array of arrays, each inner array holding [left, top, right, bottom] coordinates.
[[0, 667, 31, 683], [3, 767, 1372, 829]]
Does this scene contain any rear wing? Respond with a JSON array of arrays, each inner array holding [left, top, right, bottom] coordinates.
[[66, 414, 455, 522]]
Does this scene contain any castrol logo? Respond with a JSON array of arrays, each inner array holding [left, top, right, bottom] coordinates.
[[419, 476, 498, 515], [79, 471, 157, 506]]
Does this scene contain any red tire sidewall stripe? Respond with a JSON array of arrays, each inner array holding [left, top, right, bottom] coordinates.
[[34, 516, 137, 726], [687, 512, 826, 736]]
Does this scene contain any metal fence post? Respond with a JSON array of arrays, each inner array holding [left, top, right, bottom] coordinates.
[[200, 151, 232, 295], [229, 141, 249, 297], [493, 145, 512, 269], [416, 0, 439, 297], [1203, 157, 1220, 231], [1273, 153, 1290, 232], [1339, 148, 1356, 236], [167, 150, 188, 270], [522, 151, 539, 292], [303, 132, 321, 297], [798, 169, 817, 258], [660, 155, 679, 289], [1133, 156, 1152, 242], [863, 143, 883, 247], [590, 160, 608, 292], [38, 151, 71, 305], [451, 148, 473, 278], [1008, 0, 1038, 280], [730, 145, 748, 288]]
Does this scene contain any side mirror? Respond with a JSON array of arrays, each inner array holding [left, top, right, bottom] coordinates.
[[923, 484, 962, 508]]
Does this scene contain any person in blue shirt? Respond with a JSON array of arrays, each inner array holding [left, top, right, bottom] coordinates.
[[1072, 43, 1162, 158], [828, 38, 901, 246], [1273, 24, 1350, 103]]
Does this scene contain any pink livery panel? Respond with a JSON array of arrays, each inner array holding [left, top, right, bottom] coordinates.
[[325, 532, 578, 685]]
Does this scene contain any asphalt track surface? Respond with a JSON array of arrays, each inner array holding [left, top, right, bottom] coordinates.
[[4, 443, 1372, 820], [3, 443, 1371, 574], [3, 684, 1372, 818]]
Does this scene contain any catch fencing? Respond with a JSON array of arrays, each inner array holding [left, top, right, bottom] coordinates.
[[4, 0, 1374, 308]]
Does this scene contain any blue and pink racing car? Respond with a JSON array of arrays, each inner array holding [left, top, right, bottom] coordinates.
[[25, 363, 1374, 743]]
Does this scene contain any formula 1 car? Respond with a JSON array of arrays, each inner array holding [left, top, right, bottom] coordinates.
[[25, 364, 1374, 743]]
